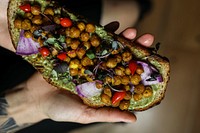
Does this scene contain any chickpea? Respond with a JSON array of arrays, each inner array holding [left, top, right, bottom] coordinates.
[[136, 65, 144, 75], [90, 35, 100, 47], [80, 32, 90, 42], [24, 12, 33, 19], [79, 67, 86, 76], [81, 56, 94, 66], [14, 19, 22, 29], [125, 67, 131, 75], [77, 22, 85, 31], [124, 85, 131, 91], [86, 76, 93, 82], [122, 51, 132, 62], [54, 16, 60, 24], [115, 54, 122, 63], [130, 74, 141, 85], [65, 27, 71, 36], [30, 25, 39, 33], [85, 23, 95, 33], [104, 86, 112, 97], [112, 76, 121, 86], [111, 49, 119, 55], [31, 5, 41, 15], [70, 39, 80, 50], [24, 31, 32, 38], [69, 59, 80, 69], [143, 86, 153, 98], [51, 48, 58, 56], [101, 93, 111, 105], [106, 58, 118, 68], [83, 41, 91, 50], [124, 91, 132, 100], [67, 50, 77, 58], [112, 101, 120, 107], [37, 36, 44, 46], [104, 76, 112, 84], [70, 68, 79, 76], [121, 75, 130, 85], [134, 84, 145, 94], [44, 7, 54, 16], [96, 82, 103, 89], [133, 93, 143, 101], [70, 27, 81, 38], [76, 48, 86, 59], [65, 37, 72, 45], [32, 15, 43, 25], [21, 19, 32, 30], [115, 66, 125, 76], [119, 100, 130, 110]]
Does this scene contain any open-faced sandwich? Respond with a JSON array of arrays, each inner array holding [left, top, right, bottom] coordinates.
[[7, 0, 170, 111]]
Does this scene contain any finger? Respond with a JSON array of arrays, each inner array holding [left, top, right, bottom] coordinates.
[[121, 28, 137, 40], [104, 21, 120, 33], [136, 33, 154, 47], [82, 107, 136, 123]]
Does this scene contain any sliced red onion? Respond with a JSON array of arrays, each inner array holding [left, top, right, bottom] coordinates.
[[16, 30, 40, 55], [76, 82, 102, 98], [136, 61, 163, 85]]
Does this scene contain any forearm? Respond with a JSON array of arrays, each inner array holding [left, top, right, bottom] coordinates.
[[0, 83, 46, 133]]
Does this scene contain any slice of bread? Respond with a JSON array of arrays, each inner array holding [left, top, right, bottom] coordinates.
[[7, 0, 170, 111]]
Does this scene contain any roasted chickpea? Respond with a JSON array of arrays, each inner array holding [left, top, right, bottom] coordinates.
[[67, 50, 77, 58], [83, 41, 91, 50], [115, 66, 125, 76], [130, 74, 141, 85], [30, 25, 39, 33], [65, 27, 70, 36], [70, 27, 81, 38], [124, 91, 132, 100], [80, 32, 90, 42], [24, 12, 33, 19], [134, 84, 145, 94], [111, 49, 119, 55], [133, 93, 143, 101], [112, 101, 120, 107], [86, 76, 93, 82], [143, 86, 153, 98], [112, 76, 121, 86], [101, 93, 111, 105], [24, 31, 32, 38], [14, 19, 22, 29], [96, 82, 103, 89], [51, 48, 58, 56], [21, 19, 32, 30], [69, 59, 80, 69], [104, 86, 112, 97], [44, 7, 54, 16], [136, 65, 144, 75], [65, 37, 72, 45], [79, 67, 86, 76], [124, 85, 130, 91], [81, 56, 94, 66], [121, 75, 130, 85], [85, 23, 95, 33], [90, 35, 100, 47], [31, 5, 41, 15], [125, 67, 131, 75], [115, 54, 122, 63], [70, 68, 79, 76], [70, 39, 80, 50], [77, 22, 85, 31], [104, 76, 112, 84], [76, 48, 86, 59], [119, 100, 130, 110], [122, 51, 132, 62], [106, 58, 118, 68], [54, 16, 60, 24], [32, 15, 43, 25], [37, 36, 44, 46]]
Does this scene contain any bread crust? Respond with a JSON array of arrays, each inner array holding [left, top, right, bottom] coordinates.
[[7, 0, 170, 111]]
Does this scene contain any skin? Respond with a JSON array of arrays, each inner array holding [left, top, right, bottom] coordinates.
[[0, 0, 154, 131]]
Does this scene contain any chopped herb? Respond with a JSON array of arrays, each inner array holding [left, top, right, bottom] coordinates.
[[86, 50, 95, 59], [58, 35, 66, 43], [84, 70, 93, 75]]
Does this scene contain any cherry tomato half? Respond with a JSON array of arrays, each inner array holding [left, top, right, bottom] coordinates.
[[39, 47, 50, 57], [19, 4, 31, 12], [57, 53, 67, 60], [60, 18, 73, 27], [112, 91, 126, 105], [128, 60, 138, 75]]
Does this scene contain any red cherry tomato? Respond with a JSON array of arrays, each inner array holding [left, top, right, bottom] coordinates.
[[112, 91, 126, 105], [57, 53, 67, 60], [129, 60, 137, 75], [19, 4, 31, 12], [60, 18, 73, 27], [39, 47, 50, 57]]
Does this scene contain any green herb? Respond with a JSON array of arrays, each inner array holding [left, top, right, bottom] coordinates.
[[84, 70, 93, 75], [58, 35, 66, 43], [86, 50, 96, 59], [101, 49, 108, 55]]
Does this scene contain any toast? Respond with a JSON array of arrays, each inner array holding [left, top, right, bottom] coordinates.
[[7, 0, 170, 111]]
